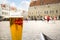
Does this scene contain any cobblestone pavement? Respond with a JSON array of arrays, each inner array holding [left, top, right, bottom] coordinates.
[[0, 20, 60, 40]]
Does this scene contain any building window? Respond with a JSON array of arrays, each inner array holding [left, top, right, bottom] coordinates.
[[47, 11, 48, 14], [50, 10, 54, 14], [56, 10, 58, 13], [31, 12, 33, 14], [37, 16, 39, 18], [2, 12, 8, 15], [34, 7, 36, 9], [28, 16, 30, 18], [34, 16, 37, 20], [50, 11, 51, 14], [44, 11, 48, 14], [31, 16, 33, 20], [44, 11, 46, 14]]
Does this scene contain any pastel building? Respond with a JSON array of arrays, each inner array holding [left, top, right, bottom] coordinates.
[[28, 0, 60, 20], [0, 4, 23, 18]]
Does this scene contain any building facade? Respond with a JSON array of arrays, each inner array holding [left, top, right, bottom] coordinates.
[[0, 4, 2, 16], [0, 4, 10, 18], [0, 4, 24, 18], [28, 0, 60, 20]]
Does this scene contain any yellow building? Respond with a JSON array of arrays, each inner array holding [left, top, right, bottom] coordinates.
[[28, 0, 60, 20]]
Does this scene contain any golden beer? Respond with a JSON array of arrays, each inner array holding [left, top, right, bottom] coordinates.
[[10, 17, 23, 40]]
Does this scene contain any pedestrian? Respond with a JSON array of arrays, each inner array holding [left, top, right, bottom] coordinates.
[[47, 16, 50, 22]]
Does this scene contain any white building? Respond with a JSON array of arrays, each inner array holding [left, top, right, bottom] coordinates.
[[22, 10, 28, 20], [0, 4, 24, 18], [0, 4, 10, 18]]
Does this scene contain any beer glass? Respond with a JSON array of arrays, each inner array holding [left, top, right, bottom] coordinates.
[[10, 17, 23, 40]]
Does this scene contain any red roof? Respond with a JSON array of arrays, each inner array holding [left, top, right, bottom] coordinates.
[[30, 0, 60, 7]]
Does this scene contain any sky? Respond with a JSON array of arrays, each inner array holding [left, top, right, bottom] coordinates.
[[0, 0, 31, 11]]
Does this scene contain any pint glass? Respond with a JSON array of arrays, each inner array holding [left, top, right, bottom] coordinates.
[[10, 17, 23, 40]]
